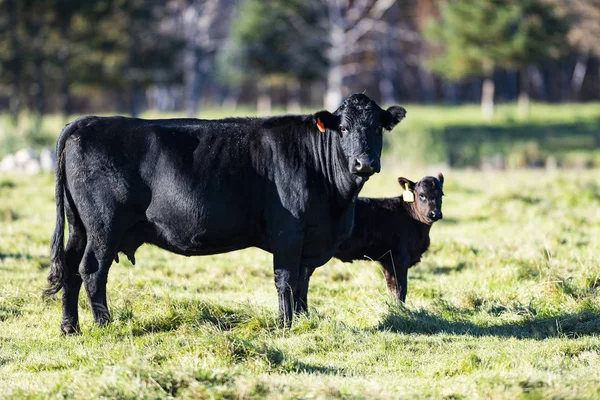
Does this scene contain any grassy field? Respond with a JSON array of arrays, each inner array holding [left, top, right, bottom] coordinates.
[[1, 164, 599, 398], [2, 102, 600, 167]]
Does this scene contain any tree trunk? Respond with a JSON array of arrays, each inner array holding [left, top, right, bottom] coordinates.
[[223, 86, 241, 110], [34, 58, 45, 116], [530, 66, 546, 101], [325, 18, 345, 110], [518, 67, 530, 119], [444, 81, 458, 104], [184, 47, 203, 117], [286, 79, 302, 113], [481, 77, 495, 121], [129, 84, 143, 117], [571, 53, 589, 100], [8, 0, 21, 123], [378, 31, 396, 105], [60, 63, 71, 118], [419, 63, 435, 103], [257, 81, 271, 115], [59, 24, 72, 119]]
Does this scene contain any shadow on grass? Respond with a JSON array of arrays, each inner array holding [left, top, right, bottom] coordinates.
[[436, 119, 600, 167], [0, 253, 33, 261], [379, 307, 600, 340], [129, 299, 277, 336], [437, 217, 459, 225], [262, 346, 345, 375], [428, 261, 470, 275]]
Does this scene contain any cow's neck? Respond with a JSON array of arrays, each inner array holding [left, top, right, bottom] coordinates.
[[401, 199, 433, 230], [313, 129, 363, 207]]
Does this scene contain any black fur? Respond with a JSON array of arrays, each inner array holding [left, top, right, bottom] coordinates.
[[301, 174, 443, 308], [45, 94, 406, 333]]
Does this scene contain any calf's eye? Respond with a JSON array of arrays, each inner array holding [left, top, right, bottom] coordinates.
[[419, 194, 426, 201], [340, 126, 349, 135]]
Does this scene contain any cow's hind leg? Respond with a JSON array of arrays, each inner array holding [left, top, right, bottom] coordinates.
[[79, 214, 125, 327], [80, 240, 117, 327], [60, 222, 86, 334]]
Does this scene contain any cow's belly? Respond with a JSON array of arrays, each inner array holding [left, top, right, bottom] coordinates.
[[154, 222, 254, 254], [144, 191, 258, 256]]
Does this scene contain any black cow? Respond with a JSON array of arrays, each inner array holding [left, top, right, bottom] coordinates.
[[44, 94, 406, 333], [301, 174, 444, 306]]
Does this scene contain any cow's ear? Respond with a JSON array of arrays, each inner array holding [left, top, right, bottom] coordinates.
[[382, 106, 406, 131], [398, 177, 415, 191], [437, 172, 444, 187], [314, 110, 341, 133]]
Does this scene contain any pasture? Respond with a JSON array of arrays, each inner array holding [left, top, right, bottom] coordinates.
[[1, 105, 600, 399]]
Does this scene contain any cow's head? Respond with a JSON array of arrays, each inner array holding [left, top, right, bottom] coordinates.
[[314, 94, 406, 179], [398, 173, 444, 224]]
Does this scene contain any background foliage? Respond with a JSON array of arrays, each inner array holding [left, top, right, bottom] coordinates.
[[1, 0, 599, 118]]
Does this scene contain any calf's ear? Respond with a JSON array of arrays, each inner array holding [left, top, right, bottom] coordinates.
[[398, 177, 415, 191], [382, 106, 406, 131], [314, 110, 341, 133], [437, 172, 444, 187]]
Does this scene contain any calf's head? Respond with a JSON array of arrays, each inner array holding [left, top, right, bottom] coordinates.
[[398, 173, 444, 224], [314, 94, 406, 178]]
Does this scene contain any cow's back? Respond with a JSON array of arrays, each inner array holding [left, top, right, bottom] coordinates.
[[63, 117, 267, 256]]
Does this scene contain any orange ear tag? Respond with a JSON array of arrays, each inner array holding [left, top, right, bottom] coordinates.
[[316, 118, 326, 133]]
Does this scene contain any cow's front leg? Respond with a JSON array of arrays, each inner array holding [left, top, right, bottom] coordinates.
[[273, 237, 303, 327], [294, 266, 315, 314]]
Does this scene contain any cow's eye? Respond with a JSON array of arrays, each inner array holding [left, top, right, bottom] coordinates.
[[340, 126, 349, 135], [419, 194, 426, 201]]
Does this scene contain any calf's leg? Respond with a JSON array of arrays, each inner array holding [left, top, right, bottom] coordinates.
[[381, 256, 409, 302]]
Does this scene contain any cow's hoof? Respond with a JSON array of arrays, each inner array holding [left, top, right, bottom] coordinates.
[[93, 314, 111, 327], [61, 322, 80, 335], [279, 317, 293, 329]]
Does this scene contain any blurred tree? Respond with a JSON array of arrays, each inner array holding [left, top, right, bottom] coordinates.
[[0, 0, 24, 121], [170, 0, 223, 117], [39, 0, 98, 119], [94, 0, 184, 116], [507, 0, 567, 117], [549, 0, 600, 99], [227, 0, 407, 110], [0, 0, 183, 118], [317, 0, 399, 110], [425, 0, 567, 120], [224, 0, 326, 113]]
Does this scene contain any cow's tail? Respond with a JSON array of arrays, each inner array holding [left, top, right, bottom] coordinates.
[[43, 118, 90, 298]]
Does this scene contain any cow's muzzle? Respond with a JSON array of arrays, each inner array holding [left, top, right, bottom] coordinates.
[[429, 210, 443, 221], [351, 157, 379, 177]]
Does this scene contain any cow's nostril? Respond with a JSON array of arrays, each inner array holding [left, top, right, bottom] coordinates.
[[352, 158, 375, 175]]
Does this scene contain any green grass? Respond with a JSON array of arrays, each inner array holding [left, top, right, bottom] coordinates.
[[1, 166, 599, 399]]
